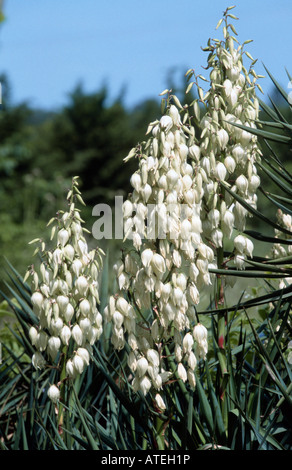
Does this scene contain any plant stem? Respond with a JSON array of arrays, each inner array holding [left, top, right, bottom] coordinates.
[[216, 247, 229, 401], [57, 347, 68, 438], [155, 415, 165, 450]]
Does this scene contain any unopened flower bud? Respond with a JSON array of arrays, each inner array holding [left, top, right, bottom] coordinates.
[[160, 115, 173, 132], [72, 324, 83, 346], [53, 248, 63, 265], [229, 89, 238, 106], [189, 144, 201, 161], [169, 104, 181, 126], [211, 228, 223, 248], [193, 323, 208, 343], [73, 354, 85, 375], [47, 336, 61, 361], [79, 317, 91, 335], [155, 393, 166, 411], [174, 343, 183, 362], [177, 363, 187, 382], [63, 244, 75, 261], [182, 173, 193, 191], [32, 351, 46, 370], [113, 310, 124, 329], [31, 292, 44, 312], [151, 253, 166, 276], [248, 174, 260, 192], [47, 384, 60, 403], [139, 375, 152, 396], [58, 228, 69, 247], [29, 326, 38, 345], [130, 173, 142, 192], [224, 155, 236, 173], [223, 79, 232, 97], [141, 248, 153, 268], [64, 303, 74, 322], [77, 240, 88, 258], [76, 347, 90, 366], [236, 175, 248, 194], [71, 221, 82, 237], [88, 326, 102, 345], [36, 330, 48, 352], [123, 200, 134, 218], [166, 169, 179, 188], [222, 209, 234, 236], [136, 357, 149, 377], [232, 144, 245, 162], [187, 369, 196, 389], [146, 349, 160, 367], [128, 332, 138, 350], [183, 332, 194, 354], [181, 218, 192, 240], [116, 296, 129, 316], [66, 359, 76, 378], [187, 351, 197, 370], [51, 317, 63, 335], [179, 143, 188, 160], [57, 295, 69, 313], [215, 162, 227, 181], [189, 262, 199, 282], [234, 254, 245, 270], [245, 238, 254, 257], [141, 183, 152, 203], [72, 259, 83, 277], [217, 128, 229, 149], [60, 325, 71, 345], [75, 276, 88, 296], [127, 351, 137, 372], [79, 298, 91, 317], [240, 129, 252, 146], [234, 234, 247, 254]]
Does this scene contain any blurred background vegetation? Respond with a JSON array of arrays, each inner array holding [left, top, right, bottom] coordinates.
[[0, 73, 160, 287]]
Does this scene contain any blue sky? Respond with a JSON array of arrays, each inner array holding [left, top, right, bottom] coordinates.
[[1, 0, 292, 110]]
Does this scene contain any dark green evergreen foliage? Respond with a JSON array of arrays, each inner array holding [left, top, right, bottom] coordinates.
[[0, 257, 291, 450], [0, 75, 160, 288]]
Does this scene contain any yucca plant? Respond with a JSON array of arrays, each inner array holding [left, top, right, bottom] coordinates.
[[197, 63, 292, 450], [0, 6, 291, 451], [1, 258, 291, 450]]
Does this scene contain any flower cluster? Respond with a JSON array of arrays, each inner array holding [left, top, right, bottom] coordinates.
[[105, 9, 263, 404], [104, 102, 214, 403], [189, 11, 262, 269], [26, 177, 104, 402]]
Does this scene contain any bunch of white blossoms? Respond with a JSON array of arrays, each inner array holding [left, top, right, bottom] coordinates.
[[26, 177, 104, 402], [105, 9, 264, 406], [105, 102, 212, 405], [188, 11, 262, 270]]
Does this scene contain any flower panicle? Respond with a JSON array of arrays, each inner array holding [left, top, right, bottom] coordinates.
[[105, 8, 263, 400], [27, 177, 104, 401]]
